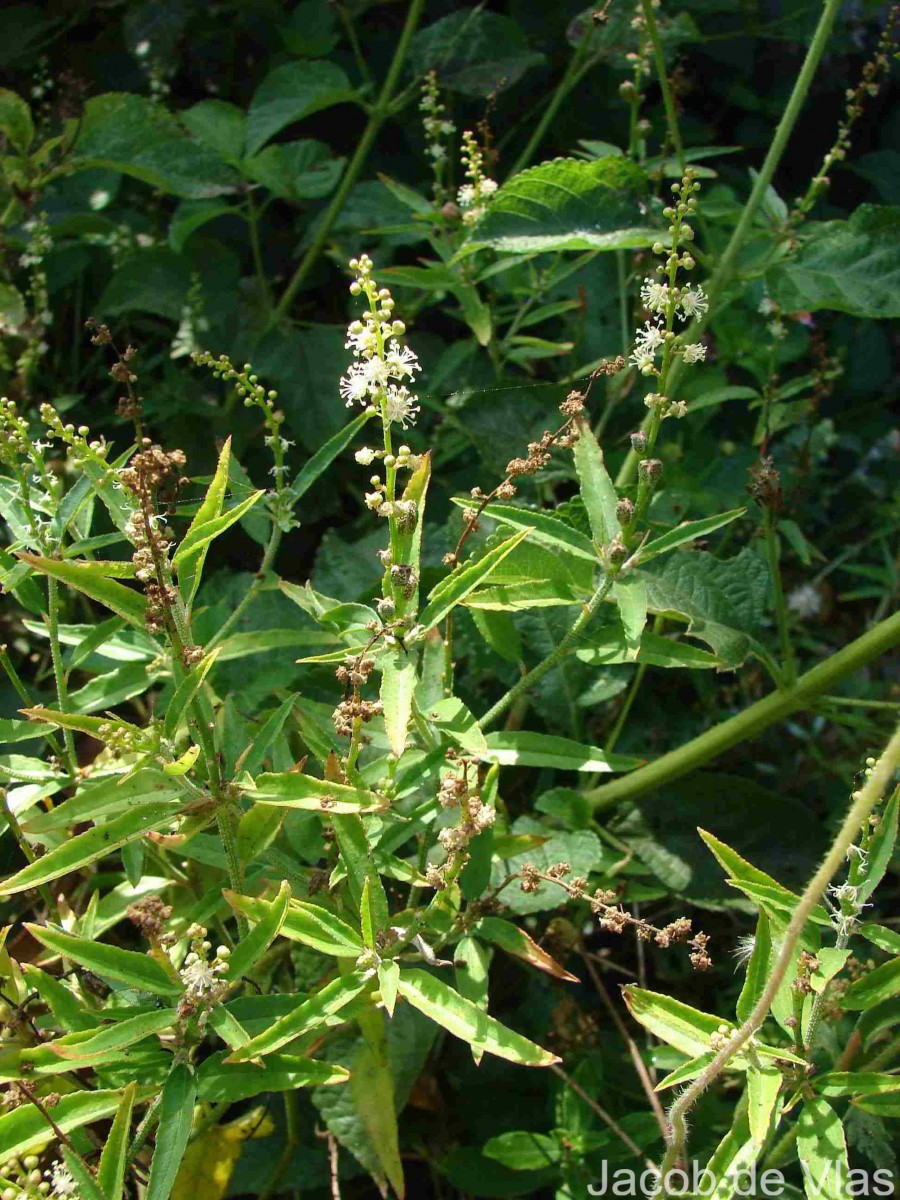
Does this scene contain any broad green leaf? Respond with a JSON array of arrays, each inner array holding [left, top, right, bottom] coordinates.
[[747, 1065, 782, 1146], [573, 419, 619, 552], [477, 917, 578, 982], [397, 969, 559, 1067], [289, 410, 372, 501], [381, 646, 417, 758], [0, 1089, 137, 1161], [3, 803, 181, 895], [227, 972, 369, 1060], [480, 731, 641, 773], [638, 509, 747, 564], [450, 498, 596, 561], [467, 157, 656, 253], [26, 924, 181, 995], [424, 697, 488, 756], [245, 61, 356, 156], [244, 139, 344, 202], [767, 205, 900, 320], [613, 574, 647, 656], [146, 1062, 197, 1200], [471, 608, 523, 663], [418, 528, 532, 631], [181, 99, 246, 163], [17, 553, 147, 627], [0, 88, 33, 153], [224, 881, 290, 981], [796, 1097, 848, 1200], [165, 649, 220, 736], [843, 957, 900, 1010], [816, 1072, 900, 1097], [241, 771, 383, 813], [98, 1082, 137, 1200], [74, 93, 239, 199], [409, 10, 543, 96], [197, 1051, 349, 1102]]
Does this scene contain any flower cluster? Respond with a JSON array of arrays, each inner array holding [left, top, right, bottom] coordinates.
[[426, 761, 494, 891], [340, 255, 421, 430], [420, 70, 455, 199], [177, 923, 230, 1013], [457, 130, 498, 225]]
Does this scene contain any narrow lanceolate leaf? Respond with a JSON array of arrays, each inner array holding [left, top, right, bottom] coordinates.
[[16, 554, 147, 627], [843, 957, 900, 1010], [289, 410, 373, 501], [638, 508, 747, 564], [418, 528, 532, 631], [44, 1009, 177, 1061], [736, 911, 773, 1024], [613, 574, 647, 657], [20, 707, 144, 740], [454, 935, 491, 1065], [197, 1052, 349, 1103], [816, 1072, 900, 1097], [165, 649, 220, 737], [450, 498, 596, 561], [476, 917, 578, 982], [352, 1008, 405, 1197], [378, 960, 400, 1017], [223, 881, 290, 982], [425, 697, 488, 756], [796, 1097, 848, 1200], [0, 1089, 136, 1162], [146, 1063, 197, 1200], [747, 1065, 782, 1146], [227, 893, 363, 957], [226, 973, 369, 1061], [381, 646, 417, 758], [623, 987, 725, 1058], [331, 814, 390, 929], [26, 924, 181, 995], [857, 788, 897, 904], [241, 771, 384, 813], [98, 1082, 137, 1200], [2, 803, 181, 895], [396, 969, 559, 1067], [573, 419, 619, 553], [480, 731, 641, 774]]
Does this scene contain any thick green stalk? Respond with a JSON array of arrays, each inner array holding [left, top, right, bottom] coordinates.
[[269, 0, 424, 325], [615, 0, 844, 488], [584, 609, 900, 808], [478, 575, 615, 730], [641, 0, 684, 173], [659, 722, 900, 1187]]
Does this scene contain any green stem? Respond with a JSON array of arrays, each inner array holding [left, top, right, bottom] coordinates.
[[45, 577, 77, 778], [246, 192, 274, 312], [641, 0, 685, 174], [478, 574, 615, 731], [659, 722, 900, 1187], [584, 609, 900, 809], [0, 643, 65, 763], [615, 0, 843, 488], [763, 507, 796, 686], [207, 527, 283, 650], [269, 0, 425, 326]]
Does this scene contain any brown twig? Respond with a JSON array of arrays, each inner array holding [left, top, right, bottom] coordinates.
[[550, 1063, 658, 1172]]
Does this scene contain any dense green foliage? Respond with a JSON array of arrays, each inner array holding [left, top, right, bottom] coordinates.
[[0, 2, 898, 1198]]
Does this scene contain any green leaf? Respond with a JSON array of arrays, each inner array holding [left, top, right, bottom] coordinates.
[[398, 969, 558, 1067], [61, 1149, 108, 1200], [245, 138, 344, 201], [17, 553, 147, 627], [197, 1051, 349, 1102], [767, 205, 900, 319], [796, 1097, 849, 1200], [227, 972, 369, 1060], [638, 509, 747, 564], [288, 410, 372, 502], [817, 1072, 900, 1098], [843, 957, 900, 1010], [97, 1082, 137, 1200], [480, 731, 640, 773], [24, 769, 181, 834], [573, 418, 620, 553], [613, 574, 647, 656], [425, 697, 488, 756], [747, 1064, 782, 1146], [467, 157, 657, 254], [228, 894, 363, 958], [477, 917, 578, 983], [3, 803, 181, 895], [74, 93, 239, 199], [241, 771, 383, 813], [165, 650, 219, 737], [623, 987, 725, 1058], [146, 1063, 197, 1200], [409, 10, 544, 96], [0, 88, 33, 152], [41, 1008, 177, 1063], [0, 1089, 137, 1163], [351, 1010, 404, 1197], [181, 99, 246, 163], [450, 498, 596, 561], [850, 1094, 900, 1118], [858, 923, 900, 954], [331, 814, 389, 929], [381, 646, 417, 758], [245, 61, 356, 157], [575, 626, 721, 668], [224, 881, 291, 981], [26, 924, 181, 995], [736, 910, 773, 1024], [418, 528, 532, 631], [483, 1131, 560, 1171], [453, 935, 491, 1065], [857, 788, 898, 904]]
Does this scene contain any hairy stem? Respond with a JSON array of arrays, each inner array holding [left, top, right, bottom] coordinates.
[[584, 610, 900, 809], [659, 722, 900, 1185], [641, 0, 684, 174]]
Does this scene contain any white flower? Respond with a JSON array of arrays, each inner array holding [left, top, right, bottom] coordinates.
[[457, 184, 476, 208], [480, 178, 498, 196], [339, 364, 370, 407], [787, 582, 822, 619], [180, 954, 220, 997], [355, 447, 377, 466], [630, 347, 656, 374], [634, 321, 665, 354], [640, 277, 669, 314], [682, 342, 707, 364], [384, 339, 420, 380], [758, 295, 777, 316], [678, 285, 708, 321], [345, 321, 377, 357], [362, 354, 390, 390], [47, 1160, 78, 1197], [384, 385, 420, 429]]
